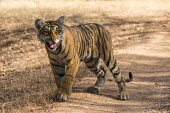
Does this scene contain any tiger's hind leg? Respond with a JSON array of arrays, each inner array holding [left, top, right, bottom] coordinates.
[[84, 58, 106, 93], [104, 51, 129, 100]]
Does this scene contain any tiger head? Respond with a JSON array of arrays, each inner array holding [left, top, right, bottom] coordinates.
[[35, 16, 65, 51]]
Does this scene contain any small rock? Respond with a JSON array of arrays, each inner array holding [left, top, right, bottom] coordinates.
[[108, 79, 113, 81], [155, 83, 159, 85]]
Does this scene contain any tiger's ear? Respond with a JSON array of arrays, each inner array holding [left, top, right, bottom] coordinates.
[[56, 16, 64, 25], [35, 19, 44, 30]]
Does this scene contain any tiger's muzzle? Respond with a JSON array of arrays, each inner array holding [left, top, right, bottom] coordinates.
[[45, 39, 59, 50], [46, 33, 64, 51]]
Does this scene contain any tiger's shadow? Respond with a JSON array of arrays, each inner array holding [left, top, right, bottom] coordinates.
[[72, 86, 118, 100]]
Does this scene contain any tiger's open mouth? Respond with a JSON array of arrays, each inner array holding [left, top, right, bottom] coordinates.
[[49, 43, 57, 49], [46, 42, 58, 50]]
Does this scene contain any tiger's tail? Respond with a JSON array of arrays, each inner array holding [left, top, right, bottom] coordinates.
[[125, 72, 133, 82], [104, 52, 133, 83]]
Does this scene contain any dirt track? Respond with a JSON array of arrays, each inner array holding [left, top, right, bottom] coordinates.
[[28, 22, 170, 113]]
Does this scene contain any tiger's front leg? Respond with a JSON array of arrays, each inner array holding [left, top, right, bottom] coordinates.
[[56, 75, 74, 101], [56, 58, 79, 101]]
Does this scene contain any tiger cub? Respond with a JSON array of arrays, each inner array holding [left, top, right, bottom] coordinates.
[[35, 16, 133, 101]]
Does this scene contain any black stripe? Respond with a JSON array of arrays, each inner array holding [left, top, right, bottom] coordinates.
[[102, 45, 106, 60], [51, 51, 57, 55], [66, 63, 73, 70], [79, 31, 85, 59], [68, 51, 76, 62], [96, 34, 100, 51], [53, 72, 65, 77], [59, 74, 64, 77], [84, 50, 94, 63], [86, 59, 98, 69], [81, 40, 85, 59], [110, 60, 117, 72], [65, 25, 72, 31], [88, 24, 96, 35], [61, 45, 66, 54], [117, 76, 123, 84], [50, 62, 64, 68], [85, 57, 93, 63], [67, 58, 72, 63], [49, 56, 59, 63], [102, 31, 108, 50], [77, 32, 82, 56], [106, 52, 111, 66], [73, 51, 76, 59], [97, 24, 107, 51], [105, 30, 110, 41], [98, 27, 106, 61], [55, 44, 62, 55], [87, 25, 96, 47], [91, 68, 98, 73], [113, 68, 120, 77], [65, 74, 74, 78], [77, 28, 83, 57], [83, 27, 90, 49], [95, 26, 103, 58], [62, 46, 70, 60]]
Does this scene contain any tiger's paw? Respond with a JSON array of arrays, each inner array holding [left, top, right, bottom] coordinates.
[[56, 90, 70, 101], [87, 86, 100, 93], [118, 92, 129, 100]]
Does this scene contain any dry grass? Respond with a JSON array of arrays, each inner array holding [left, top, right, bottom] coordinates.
[[0, 0, 170, 112]]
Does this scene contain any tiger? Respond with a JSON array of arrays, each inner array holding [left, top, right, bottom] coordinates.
[[35, 16, 133, 101]]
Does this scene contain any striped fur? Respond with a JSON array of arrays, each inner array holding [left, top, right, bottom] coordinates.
[[35, 16, 133, 101]]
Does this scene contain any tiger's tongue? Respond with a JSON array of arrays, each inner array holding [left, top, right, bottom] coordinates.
[[50, 44, 57, 49]]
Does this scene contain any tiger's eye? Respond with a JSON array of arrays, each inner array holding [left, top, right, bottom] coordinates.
[[45, 27, 49, 32], [38, 25, 42, 29], [42, 26, 50, 36]]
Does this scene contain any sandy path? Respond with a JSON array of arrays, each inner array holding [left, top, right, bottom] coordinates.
[[31, 22, 170, 113]]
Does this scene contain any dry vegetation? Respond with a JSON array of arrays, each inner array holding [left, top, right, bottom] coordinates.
[[0, 0, 170, 113]]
